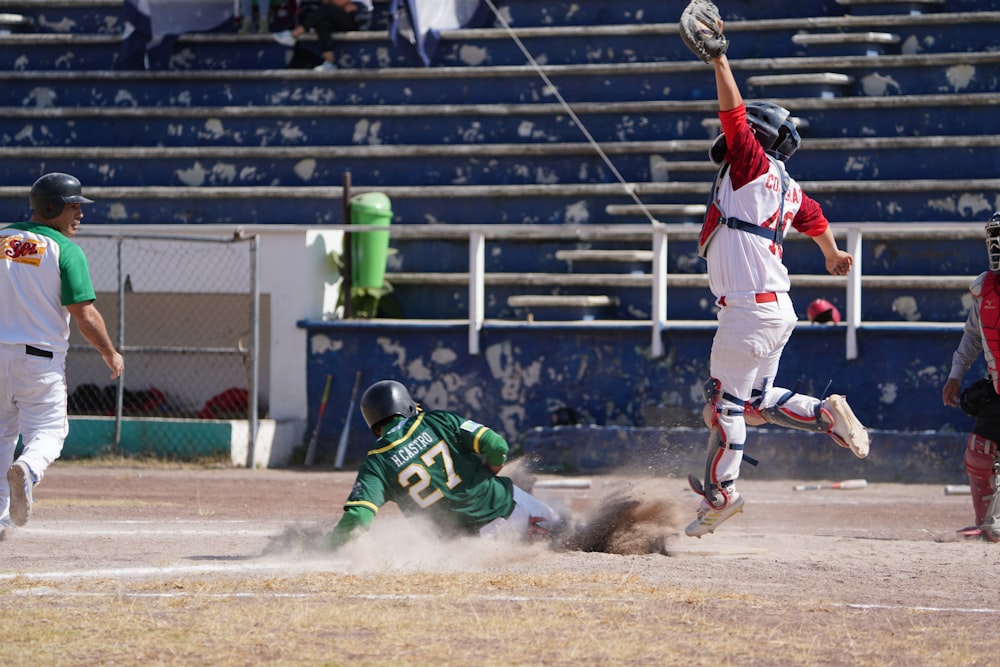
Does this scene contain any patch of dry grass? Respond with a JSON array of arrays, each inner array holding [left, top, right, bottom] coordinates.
[[1, 572, 994, 666]]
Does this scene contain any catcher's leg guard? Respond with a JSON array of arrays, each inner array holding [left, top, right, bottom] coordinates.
[[982, 468, 1000, 543], [965, 434, 996, 526], [757, 389, 831, 431], [689, 378, 745, 510], [688, 428, 734, 509], [755, 389, 869, 458]]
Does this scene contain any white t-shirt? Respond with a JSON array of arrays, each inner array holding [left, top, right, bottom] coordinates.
[[0, 222, 97, 352]]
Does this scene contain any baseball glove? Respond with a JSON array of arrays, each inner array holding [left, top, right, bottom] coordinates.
[[679, 0, 728, 64]]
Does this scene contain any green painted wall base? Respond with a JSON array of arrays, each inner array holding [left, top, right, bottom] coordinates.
[[56, 417, 290, 467]]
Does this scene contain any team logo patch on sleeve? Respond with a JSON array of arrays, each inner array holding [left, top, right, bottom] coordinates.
[[460, 419, 484, 433], [2, 234, 46, 267]]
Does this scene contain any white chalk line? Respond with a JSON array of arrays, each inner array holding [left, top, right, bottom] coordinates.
[[17, 519, 309, 538], [1, 559, 345, 582], [24, 527, 278, 537], [843, 603, 999, 615]]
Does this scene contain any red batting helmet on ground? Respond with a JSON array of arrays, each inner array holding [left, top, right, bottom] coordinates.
[[807, 298, 841, 324]]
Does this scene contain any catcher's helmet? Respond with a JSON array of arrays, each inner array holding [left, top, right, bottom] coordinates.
[[360, 380, 418, 434], [708, 102, 801, 165], [30, 172, 93, 219], [807, 298, 841, 324], [987, 211, 1000, 272], [746, 102, 800, 162]]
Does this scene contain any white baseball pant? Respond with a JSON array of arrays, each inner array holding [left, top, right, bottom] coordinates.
[[0, 343, 68, 516]]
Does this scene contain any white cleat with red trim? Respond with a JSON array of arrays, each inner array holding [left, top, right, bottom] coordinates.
[[824, 394, 870, 459]]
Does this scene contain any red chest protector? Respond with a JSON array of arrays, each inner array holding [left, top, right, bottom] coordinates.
[[980, 271, 1000, 385]]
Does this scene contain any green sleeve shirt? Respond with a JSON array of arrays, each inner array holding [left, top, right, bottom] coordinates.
[[329, 410, 515, 544]]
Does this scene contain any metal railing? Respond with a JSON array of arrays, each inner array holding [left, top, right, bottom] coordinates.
[[342, 221, 985, 360]]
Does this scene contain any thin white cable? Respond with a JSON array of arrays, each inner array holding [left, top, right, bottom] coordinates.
[[481, 0, 660, 225]]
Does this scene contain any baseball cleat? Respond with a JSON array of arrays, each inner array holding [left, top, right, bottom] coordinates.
[[825, 394, 870, 459], [685, 493, 744, 538], [7, 461, 34, 527], [956, 525, 982, 538]]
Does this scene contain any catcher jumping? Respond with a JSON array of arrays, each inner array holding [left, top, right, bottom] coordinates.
[[678, 0, 870, 537]]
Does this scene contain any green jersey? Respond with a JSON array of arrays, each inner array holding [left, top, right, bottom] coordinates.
[[338, 410, 515, 538]]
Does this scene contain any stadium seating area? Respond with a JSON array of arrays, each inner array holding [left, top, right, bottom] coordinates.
[[2, 2, 997, 320], [2, 0, 999, 455]]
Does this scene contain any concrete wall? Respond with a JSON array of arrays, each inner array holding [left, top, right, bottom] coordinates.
[[299, 318, 983, 476]]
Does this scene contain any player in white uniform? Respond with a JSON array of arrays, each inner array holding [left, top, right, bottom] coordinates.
[[685, 49, 870, 537], [0, 173, 124, 540]]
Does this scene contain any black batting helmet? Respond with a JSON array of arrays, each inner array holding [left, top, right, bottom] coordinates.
[[30, 172, 94, 219], [360, 380, 418, 434]]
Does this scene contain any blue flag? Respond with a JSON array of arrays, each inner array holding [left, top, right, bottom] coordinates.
[[119, 0, 235, 70], [390, 0, 490, 66]]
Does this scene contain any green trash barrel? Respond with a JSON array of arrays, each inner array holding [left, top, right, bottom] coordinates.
[[350, 192, 392, 288]]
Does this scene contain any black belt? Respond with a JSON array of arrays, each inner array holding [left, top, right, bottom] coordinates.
[[26, 345, 53, 359]]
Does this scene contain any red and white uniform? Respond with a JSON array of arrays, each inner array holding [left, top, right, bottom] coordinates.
[[948, 270, 1000, 526], [699, 105, 833, 500]]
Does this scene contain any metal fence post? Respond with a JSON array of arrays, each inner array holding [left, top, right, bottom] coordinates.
[[113, 236, 124, 454], [651, 224, 668, 359], [247, 235, 260, 468], [469, 231, 485, 355], [846, 227, 862, 361]]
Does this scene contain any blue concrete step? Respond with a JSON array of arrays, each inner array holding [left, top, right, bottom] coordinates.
[[3, 0, 124, 34], [496, 0, 841, 24], [3, 136, 996, 187], [7, 13, 1000, 70], [2, 143, 705, 188], [4, 52, 998, 107], [1, 93, 995, 148], [1, 180, 998, 225]]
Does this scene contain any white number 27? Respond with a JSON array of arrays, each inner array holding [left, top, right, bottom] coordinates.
[[398, 441, 463, 508]]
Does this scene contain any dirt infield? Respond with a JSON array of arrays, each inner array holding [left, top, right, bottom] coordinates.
[[2, 463, 999, 665]]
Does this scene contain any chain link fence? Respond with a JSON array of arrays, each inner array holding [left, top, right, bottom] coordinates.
[[68, 233, 262, 463]]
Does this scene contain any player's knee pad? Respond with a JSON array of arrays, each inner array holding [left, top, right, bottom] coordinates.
[[703, 376, 747, 426], [965, 434, 996, 480]]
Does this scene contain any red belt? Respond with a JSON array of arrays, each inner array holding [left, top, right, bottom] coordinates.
[[719, 292, 778, 307]]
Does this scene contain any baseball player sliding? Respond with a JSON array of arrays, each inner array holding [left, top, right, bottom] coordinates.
[[678, 1, 869, 537], [0, 173, 124, 540], [323, 380, 564, 549]]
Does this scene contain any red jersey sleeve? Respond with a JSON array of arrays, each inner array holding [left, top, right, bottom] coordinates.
[[718, 105, 770, 190], [791, 193, 829, 237]]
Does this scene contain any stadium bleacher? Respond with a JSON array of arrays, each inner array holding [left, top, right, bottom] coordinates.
[[2, 0, 998, 466]]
